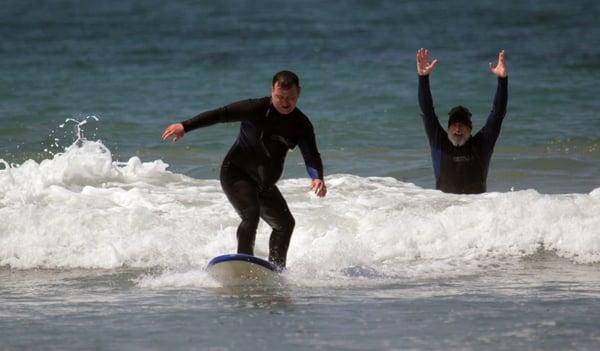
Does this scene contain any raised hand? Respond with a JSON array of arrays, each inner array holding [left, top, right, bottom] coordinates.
[[416, 48, 438, 76], [162, 123, 185, 142], [489, 50, 507, 78]]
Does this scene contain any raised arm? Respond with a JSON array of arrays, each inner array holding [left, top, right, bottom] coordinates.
[[417, 48, 444, 149], [481, 50, 509, 146]]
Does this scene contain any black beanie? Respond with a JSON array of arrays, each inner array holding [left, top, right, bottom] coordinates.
[[448, 105, 472, 129]]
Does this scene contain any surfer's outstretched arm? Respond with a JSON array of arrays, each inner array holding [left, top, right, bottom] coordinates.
[[162, 99, 265, 142]]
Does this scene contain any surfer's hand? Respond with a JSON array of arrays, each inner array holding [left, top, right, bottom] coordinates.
[[489, 50, 507, 78], [416, 48, 438, 76], [162, 123, 185, 142], [310, 179, 327, 197]]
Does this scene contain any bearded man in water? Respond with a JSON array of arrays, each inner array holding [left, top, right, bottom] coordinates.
[[416, 48, 508, 194]]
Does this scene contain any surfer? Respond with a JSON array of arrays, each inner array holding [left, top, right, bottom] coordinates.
[[416, 48, 508, 194], [162, 70, 326, 269]]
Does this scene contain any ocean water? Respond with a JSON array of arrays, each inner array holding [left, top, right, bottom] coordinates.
[[2, 0, 600, 350]]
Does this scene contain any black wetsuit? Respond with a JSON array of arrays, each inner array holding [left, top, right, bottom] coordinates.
[[418, 75, 508, 194], [182, 97, 324, 267]]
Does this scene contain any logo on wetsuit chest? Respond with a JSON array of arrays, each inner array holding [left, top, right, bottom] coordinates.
[[452, 155, 473, 163]]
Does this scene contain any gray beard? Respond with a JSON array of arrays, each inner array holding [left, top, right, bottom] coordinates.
[[448, 134, 470, 147]]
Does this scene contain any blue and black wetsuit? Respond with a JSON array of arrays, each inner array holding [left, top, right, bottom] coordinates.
[[182, 97, 324, 267], [418, 75, 508, 194]]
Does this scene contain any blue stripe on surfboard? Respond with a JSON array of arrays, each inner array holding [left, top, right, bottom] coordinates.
[[207, 253, 279, 272]]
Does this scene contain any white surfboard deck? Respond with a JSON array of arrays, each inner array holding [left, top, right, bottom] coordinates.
[[206, 253, 283, 288]]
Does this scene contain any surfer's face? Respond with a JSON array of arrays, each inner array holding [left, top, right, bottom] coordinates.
[[271, 83, 300, 115], [448, 123, 471, 147]]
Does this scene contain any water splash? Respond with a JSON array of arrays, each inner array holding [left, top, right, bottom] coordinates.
[[58, 115, 99, 148]]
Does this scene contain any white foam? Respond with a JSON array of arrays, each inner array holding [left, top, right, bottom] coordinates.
[[2, 139, 600, 288], [136, 269, 219, 289]]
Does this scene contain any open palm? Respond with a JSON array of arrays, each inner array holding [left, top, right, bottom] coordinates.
[[489, 50, 507, 77], [416, 48, 438, 76]]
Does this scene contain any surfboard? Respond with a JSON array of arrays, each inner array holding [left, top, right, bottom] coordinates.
[[206, 253, 283, 288]]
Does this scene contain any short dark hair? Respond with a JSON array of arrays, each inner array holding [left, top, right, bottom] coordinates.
[[272, 70, 300, 89]]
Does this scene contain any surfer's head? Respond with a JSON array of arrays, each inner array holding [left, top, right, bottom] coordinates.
[[271, 70, 301, 115], [447, 105, 472, 147]]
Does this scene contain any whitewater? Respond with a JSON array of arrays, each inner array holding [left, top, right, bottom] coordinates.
[[2, 136, 599, 286]]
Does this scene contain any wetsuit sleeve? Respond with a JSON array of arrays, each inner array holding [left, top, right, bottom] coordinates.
[[480, 77, 508, 149], [297, 119, 324, 180], [418, 75, 445, 148], [418, 75, 445, 179], [180, 98, 266, 132]]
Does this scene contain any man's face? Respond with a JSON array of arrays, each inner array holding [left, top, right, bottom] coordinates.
[[448, 123, 472, 147], [271, 82, 300, 115]]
